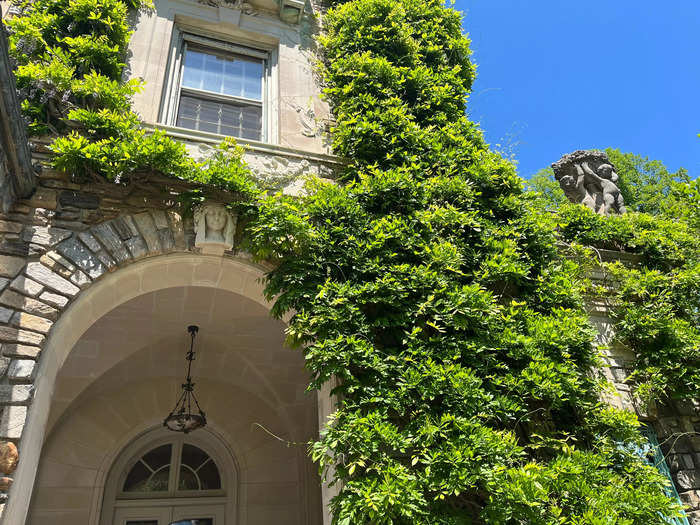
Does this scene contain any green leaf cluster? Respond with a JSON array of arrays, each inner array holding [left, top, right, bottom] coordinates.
[[558, 203, 700, 403], [5, 0, 257, 201], [247, 0, 685, 521]]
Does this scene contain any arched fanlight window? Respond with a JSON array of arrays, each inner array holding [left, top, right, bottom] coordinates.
[[102, 429, 236, 525], [121, 442, 222, 496]]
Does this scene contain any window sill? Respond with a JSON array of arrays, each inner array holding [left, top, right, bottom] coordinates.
[[144, 123, 341, 166]]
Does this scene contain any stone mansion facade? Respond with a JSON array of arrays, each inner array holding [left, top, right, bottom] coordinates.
[[0, 0, 699, 524]]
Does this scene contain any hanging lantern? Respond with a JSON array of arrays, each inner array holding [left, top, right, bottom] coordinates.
[[164, 325, 207, 433]]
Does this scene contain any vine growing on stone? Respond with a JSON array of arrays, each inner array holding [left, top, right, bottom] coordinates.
[[5, 0, 258, 205], [557, 204, 700, 405], [247, 0, 688, 522]]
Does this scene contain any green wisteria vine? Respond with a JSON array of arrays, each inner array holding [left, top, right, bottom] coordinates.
[[247, 0, 687, 522], [5, 0, 258, 205], [558, 204, 700, 404]]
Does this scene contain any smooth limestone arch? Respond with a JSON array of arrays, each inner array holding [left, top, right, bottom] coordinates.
[[4, 252, 326, 525]]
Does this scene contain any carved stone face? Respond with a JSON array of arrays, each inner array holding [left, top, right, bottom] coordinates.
[[206, 206, 227, 232], [560, 174, 576, 190], [597, 164, 617, 181]]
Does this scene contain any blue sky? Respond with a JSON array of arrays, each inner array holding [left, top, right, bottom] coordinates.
[[456, 1, 700, 179]]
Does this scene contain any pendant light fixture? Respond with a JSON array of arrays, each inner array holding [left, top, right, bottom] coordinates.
[[164, 325, 207, 433]]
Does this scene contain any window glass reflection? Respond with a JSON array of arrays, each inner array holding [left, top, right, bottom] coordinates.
[[182, 49, 262, 101]]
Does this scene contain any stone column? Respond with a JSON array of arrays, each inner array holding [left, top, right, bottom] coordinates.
[[317, 376, 340, 525]]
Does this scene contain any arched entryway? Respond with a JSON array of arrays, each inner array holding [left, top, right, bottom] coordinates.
[[9, 255, 322, 525]]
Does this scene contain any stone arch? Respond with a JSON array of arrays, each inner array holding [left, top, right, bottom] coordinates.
[[0, 209, 298, 524]]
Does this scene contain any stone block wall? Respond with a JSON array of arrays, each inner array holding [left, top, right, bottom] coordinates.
[[656, 401, 700, 523], [591, 284, 700, 523]]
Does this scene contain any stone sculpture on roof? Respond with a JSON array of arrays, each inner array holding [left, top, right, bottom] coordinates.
[[551, 150, 626, 215]]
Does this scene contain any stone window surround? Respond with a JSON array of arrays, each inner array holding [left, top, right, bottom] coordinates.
[[159, 27, 276, 143], [152, 2, 282, 146], [127, 0, 331, 153]]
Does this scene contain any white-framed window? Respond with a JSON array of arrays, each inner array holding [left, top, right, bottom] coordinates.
[[163, 33, 270, 142], [101, 428, 238, 525]]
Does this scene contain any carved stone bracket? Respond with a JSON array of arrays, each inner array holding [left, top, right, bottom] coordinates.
[[196, 0, 306, 24]]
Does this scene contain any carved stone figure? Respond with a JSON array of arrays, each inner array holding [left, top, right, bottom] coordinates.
[[551, 150, 626, 215], [193, 201, 237, 255], [0, 441, 18, 475]]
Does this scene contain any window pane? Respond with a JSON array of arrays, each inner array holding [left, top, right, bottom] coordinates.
[[142, 445, 171, 471], [127, 521, 158, 525], [148, 466, 170, 492], [179, 465, 200, 490], [123, 444, 171, 492], [182, 47, 263, 101], [197, 459, 221, 490], [242, 59, 263, 100], [223, 59, 244, 98], [178, 444, 222, 491], [171, 520, 213, 525], [202, 52, 224, 93], [123, 461, 150, 492], [181, 444, 209, 470], [182, 50, 205, 90], [176, 95, 261, 141]]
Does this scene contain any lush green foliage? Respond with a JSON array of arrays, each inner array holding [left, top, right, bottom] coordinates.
[[530, 152, 699, 406], [528, 148, 692, 215], [527, 166, 567, 208], [528, 146, 699, 403], [5, 0, 256, 200], [248, 0, 685, 522], [558, 204, 700, 403]]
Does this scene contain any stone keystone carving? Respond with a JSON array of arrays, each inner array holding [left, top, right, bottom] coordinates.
[[193, 202, 237, 256], [551, 150, 626, 215]]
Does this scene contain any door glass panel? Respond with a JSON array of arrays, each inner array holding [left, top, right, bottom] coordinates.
[[171, 520, 213, 525]]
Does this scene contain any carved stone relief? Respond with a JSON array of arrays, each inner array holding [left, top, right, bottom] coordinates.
[[294, 102, 319, 137], [193, 201, 236, 255], [188, 142, 337, 192], [551, 150, 626, 215], [196, 0, 262, 17]]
